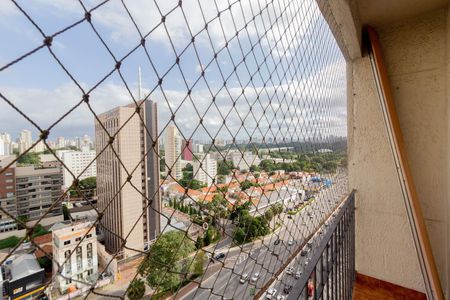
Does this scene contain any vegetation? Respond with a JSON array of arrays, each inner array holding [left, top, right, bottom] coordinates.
[[217, 160, 233, 176], [69, 176, 96, 197], [0, 236, 20, 250], [17, 152, 40, 166], [128, 279, 146, 300], [31, 224, 50, 238], [178, 164, 206, 190], [232, 201, 283, 245], [38, 256, 52, 273], [139, 231, 195, 292], [239, 180, 258, 191], [62, 204, 71, 221], [258, 152, 346, 174], [192, 250, 206, 277]]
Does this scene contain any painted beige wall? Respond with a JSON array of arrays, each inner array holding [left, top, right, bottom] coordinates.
[[348, 7, 449, 296]]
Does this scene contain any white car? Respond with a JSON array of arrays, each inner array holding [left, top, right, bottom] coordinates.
[[288, 239, 294, 246], [276, 295, 286, 300], [266, 288, 277, 299], [295, 270, 302, 279], [251, 272, 260, 282], [240, 273, 249, 284]]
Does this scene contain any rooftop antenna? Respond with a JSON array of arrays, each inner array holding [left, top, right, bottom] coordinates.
[[138, 66, 142, 100]]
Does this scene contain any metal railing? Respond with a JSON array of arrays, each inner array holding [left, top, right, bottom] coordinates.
[[287, 191, 355, 300]]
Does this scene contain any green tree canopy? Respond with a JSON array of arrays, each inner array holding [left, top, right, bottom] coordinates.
[[139, 231, 195, 291]]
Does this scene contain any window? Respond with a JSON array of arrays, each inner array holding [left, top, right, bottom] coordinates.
[[76, 246, 82, 270], [6, 193, 13, 197], [64, 240, 71, 245], [4, 173, 12, 176], [87, 243, 93, 258], [64, 250, 71, 274], [86, 234, 92, 239], [75, 237, 81, 242]]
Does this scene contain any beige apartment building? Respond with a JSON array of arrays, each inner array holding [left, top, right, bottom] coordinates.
[[95, 100, 160, 258], [164, 124, 183, 180]]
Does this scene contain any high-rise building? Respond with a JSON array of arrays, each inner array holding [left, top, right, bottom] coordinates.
[[18, 129, 32, 154], [56, 137, 65, 149], [193, 154, 217, 186], [58, 148, 97, 188], [181, 139, 193, 161], [95, 100, 160, 258], [0, 132, 11, 156], [52, 221, 98, 293], [33, 140, 46, 153], [194, 143, 204, 154], [164, 124, 182, 180]]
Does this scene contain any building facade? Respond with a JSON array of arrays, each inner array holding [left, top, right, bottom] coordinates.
[[95, 100, 161, 258], [181, 139, 193, 161], [52, 222, 98, 293], [0, 156, 17, 232], [15, 165, 63, 221], [193, 154, 217, 186], [164, 124, 182, 180], [18, 130, 32, 154], [57, 149, 96, 189]]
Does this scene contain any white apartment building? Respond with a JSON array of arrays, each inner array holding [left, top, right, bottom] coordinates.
[[193, 154, 217, 186], [0, 133, 11, 156], [228, 151, 261, 171], [164, 124, 182, 180], [52, 222, 98, 294], [18, 130, 32, 154], [57, 149, 96, 188]]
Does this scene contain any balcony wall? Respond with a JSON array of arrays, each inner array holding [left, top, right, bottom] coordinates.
[[320, 0, 450, 297], [349, 5, 449, 297]]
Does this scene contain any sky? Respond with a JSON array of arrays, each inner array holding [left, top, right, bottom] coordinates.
[[0, 0, 346, 144]]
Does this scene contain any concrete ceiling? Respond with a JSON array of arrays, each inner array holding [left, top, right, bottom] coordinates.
[[356, 0, 449, 27]]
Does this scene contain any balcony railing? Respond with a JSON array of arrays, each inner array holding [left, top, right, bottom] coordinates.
[[287, 191, 355, 299]]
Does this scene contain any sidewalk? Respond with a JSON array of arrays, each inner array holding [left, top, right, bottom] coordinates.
[[170, 263, 223, 300]]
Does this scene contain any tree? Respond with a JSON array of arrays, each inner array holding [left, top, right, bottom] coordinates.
[[217, 160, 233, 176], [139, 231, 195, 291], [17, 152, 40, 166], [195, 235, 204, 249], [263, 208, 274, 222], [240, 180, 254, 191], [207, 194, 229, 232], [192, 250, 206, 277], [79, 176, 96, 190], [62, 204, 71, 221], [127, 278, 145, 300]]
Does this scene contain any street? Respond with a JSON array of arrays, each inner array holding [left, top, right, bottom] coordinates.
[[179, 173, 348, 300]]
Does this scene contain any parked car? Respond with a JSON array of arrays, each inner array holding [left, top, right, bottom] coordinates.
[[274, 239, 281, 245], [240, 273, 249, 284], [295, 270, 302, 279], [288, 239, 294, 246], [307, 241, 313, 248], [300, 249, 308, 256], [266, 288, 277, 299], [283, 285, 293, 294], [215, 253, 225, 260], [286, 266, 294, 275], [276, 295, 286, 300], [251, 272, 260, 282]]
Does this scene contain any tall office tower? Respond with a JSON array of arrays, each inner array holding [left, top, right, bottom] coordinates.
[[181, 139, 193, 161], [18, 130, 32, 154], [33, 140, 45, 153], [95, 100, 160, 258], [0, 133, 11, 156], [164, 124, 182, 180], [193, 154, 217, 186]]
